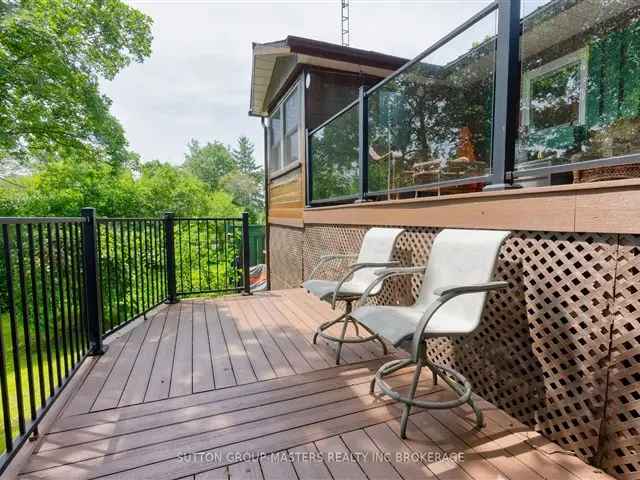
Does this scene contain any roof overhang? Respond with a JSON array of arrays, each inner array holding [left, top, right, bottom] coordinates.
[[249, 37, 408, 117]]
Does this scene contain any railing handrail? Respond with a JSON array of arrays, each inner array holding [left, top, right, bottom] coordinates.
[[0, 217, 86, 224]]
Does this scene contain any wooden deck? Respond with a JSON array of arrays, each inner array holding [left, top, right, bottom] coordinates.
[[17, 289, 612, 480]]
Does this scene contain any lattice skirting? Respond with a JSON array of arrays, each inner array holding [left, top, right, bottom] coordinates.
[[302, 224, 640, 480], [269, 225, 303, 290]]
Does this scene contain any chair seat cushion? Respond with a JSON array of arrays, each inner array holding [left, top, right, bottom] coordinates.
[[350, 305, 468, 346], [302, 279, 365, 302]]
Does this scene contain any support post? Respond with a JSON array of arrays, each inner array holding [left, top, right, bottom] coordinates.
[[486, 0, 521, 190], [357, 86, 369, 201], [164, 212, 178, 304], [81, 207, 105, 355], [241, 212, 251, 295]]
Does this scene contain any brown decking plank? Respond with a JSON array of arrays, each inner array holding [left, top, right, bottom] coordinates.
[[26, 372, 427, 469], [364, 422, 437, 479], [145, 303, 180, 402], [260, 452, 297, 480], [240, 298, 295, 378], [315, 435, 368, 480], [259, 296, 331, 370], [249, 296, 313, 375], [229, 460, 263, 480], [204, 301, 236, 389], [39, 361, 395, 451], [429, 402, 546, 480], [91, 315, 153, 411], [409, 409, 510, 480], [277, 292, 364, 364], [119, 309, 168, 407], [195, 467, 227, 480], [289, 443, 332, 480], [22, 379, 439, 479], [216, 301, 257, 384], [170, 301, 194, 396], [290, 288, 388, 360], [192, 302, 215, 393], [89, 388, 431, 480], [63, 331, 130, 416], [385, 418, 475, 480], [50, 358, 386, 434], [340, 429, 403, 479], [454, 398, 610, 480], [224, 299, 276, 381]]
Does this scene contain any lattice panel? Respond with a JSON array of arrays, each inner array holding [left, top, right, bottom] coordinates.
[[269, 225, 303, 290], [603, 235, 640, 480], [303, 225, 621, 470]]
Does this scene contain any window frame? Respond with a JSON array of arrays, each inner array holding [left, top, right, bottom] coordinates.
[[521, 47, 589, 132], [267, 79, 303, 178]]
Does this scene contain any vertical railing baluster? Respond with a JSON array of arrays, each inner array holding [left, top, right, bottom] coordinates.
[[3, 225, 25, 435], [47, 224, 61, 385], [67, 223, 80, 364], [112, 221, 120, 330], [75, 223, 88, 354], [215, 220, 220, 290], [27, 225, 46, 409], [206, 220, 211, 291], [358, 86, 369, 201], [241, 213, 251, 295], [16, 225, 37, 422], [197, 220, 202, 293], [131, 220, 140, 316], [62, 224, 75, 370], [37, 224, 54, 397], [103, 222, 113, 332], [164, 213, 177, 304], [0, 225, 13, 450]]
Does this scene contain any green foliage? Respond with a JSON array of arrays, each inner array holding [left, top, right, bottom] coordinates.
[[0, 0, 153, 165], [232, 135, 259, 175], [183, 139, 235, 191]]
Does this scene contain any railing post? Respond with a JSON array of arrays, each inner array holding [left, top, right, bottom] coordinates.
[[357, 86, 369, 201], [486, 0, 521, 190], [163, 212, 178, 304], [81, 207, 105, 356], [241, 212, 251, 295]]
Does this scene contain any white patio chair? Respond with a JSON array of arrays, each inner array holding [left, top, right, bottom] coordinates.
[[302, 227, 405, 365], [350, 228, 511, 438]]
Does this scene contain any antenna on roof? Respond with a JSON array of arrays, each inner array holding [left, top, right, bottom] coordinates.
[[341, 0, 350, 46]]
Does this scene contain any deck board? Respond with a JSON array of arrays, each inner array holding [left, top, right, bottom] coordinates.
[[18, 289, 613, 480]]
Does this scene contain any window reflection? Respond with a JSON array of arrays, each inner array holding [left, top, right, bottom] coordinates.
[[517, 0, 640, 184]]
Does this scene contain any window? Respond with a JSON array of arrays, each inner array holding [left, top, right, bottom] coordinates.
[[269, 109, 281, 173], [283, 85, 300, 166], [268, 83, 301, 175], [522, 49, 588, 131]]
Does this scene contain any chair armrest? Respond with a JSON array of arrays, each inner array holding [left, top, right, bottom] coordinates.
[[411, 280, 509, 361], [331, 261, 400, 309], [356, 265, 427, 308], [434, 281, 508, 296], [306, 254, 358, 282]]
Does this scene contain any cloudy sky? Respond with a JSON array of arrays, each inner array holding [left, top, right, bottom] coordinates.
[[101, 0, 547, 167]]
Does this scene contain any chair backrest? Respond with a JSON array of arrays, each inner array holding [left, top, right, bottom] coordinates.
[[416, 229, 510, 332], [349, 227, 405, 291]]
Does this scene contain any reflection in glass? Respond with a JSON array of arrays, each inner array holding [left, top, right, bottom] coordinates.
[[310, 104, 359, 201], [517, 0, 640, 183], [367, 11, 497, 196]]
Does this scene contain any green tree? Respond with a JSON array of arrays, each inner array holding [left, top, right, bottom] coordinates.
[[231, 135, 259, 174], [183, 140, 235, 191], [0, 0, 153, 166]]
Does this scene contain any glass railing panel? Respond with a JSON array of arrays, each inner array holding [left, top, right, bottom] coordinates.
[[367, 8, 497, 197], [309, 102, 359, 202], [517, 0, 640, 183]]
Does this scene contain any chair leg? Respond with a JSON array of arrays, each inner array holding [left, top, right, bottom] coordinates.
[[334, 314, 350, 365], [400, 353, 424, 439]]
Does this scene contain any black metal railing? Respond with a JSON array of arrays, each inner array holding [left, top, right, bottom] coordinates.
[[97, 218, 167, 335], [0, 209, 251, 471], [307, 0, 640, 204]]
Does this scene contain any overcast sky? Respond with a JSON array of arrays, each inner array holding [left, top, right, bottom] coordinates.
[[101, 0, 547, 168]]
